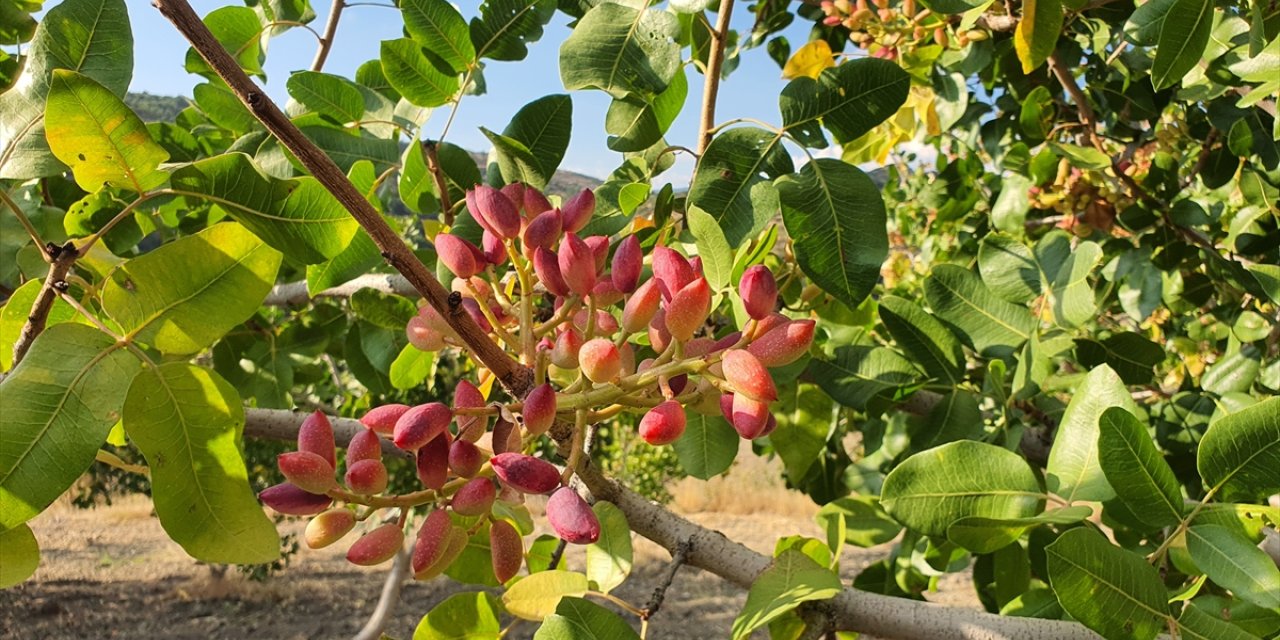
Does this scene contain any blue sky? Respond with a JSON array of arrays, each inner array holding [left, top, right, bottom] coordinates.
[[121, 0, 820, 181]]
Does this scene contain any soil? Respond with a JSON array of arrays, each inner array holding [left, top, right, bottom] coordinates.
[[2, 456, 979, 640]]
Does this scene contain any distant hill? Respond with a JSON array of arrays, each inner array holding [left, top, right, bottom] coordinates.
[[125, 92, 190, 123]]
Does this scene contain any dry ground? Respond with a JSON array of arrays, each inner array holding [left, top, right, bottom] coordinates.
[[1, 453, 977, 639]]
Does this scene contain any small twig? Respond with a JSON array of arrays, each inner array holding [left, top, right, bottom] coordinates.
[[643, 539, 692, 619], [546, 539, 568, 571], [422, 140, 454, 225], [11, 242, 78, 366], [310, 0, 345, 72], [696, 0, 735, 155], [95, 450, 149, 476], [351, 545, 411, 640], [1, 190, 46, 254]]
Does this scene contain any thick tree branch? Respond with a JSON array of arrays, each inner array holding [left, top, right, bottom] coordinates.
[[153, 0, 534, 396], [310, 0, 345, 72], [696, 0, 735, 155], [243, 409, 1101, 640], [11, 242, 77, 367], [352, 546, 411, 640]]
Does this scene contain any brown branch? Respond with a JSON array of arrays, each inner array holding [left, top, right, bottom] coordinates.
[[243, 409, 1105, 640], [352, 546, 411, 640], [310, 0, 345, 72], [642, 538, 691, 619], [154, 0, 534, 396], [11, 242, 77, 367], [696, 0, 735, 155], [422, 140, 454, 225]]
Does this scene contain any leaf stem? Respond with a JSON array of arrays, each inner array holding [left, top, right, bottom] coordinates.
[[0, 189, 46, 254]]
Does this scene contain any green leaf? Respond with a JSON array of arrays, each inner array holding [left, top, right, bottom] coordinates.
[[1186, 524, 1280, 609], [44, 70, 167, 192], [534, 597, 641, 640], [923, 264, 1036, 356], [101, 222, 282, 355], [381, 38, 461, 108], [1124, 0, 1176, 46], [390, 343, 437, 390], [1176, 600, 1264, 640], [1197, 396, 1280, 502], [0, 323, 140, 530], [908, 390, 985, 453], [305, 231, 382, 296], [469, 0, 555, 61], [1247, 264, 1280, 303], [502, 570, 589, 621], [991, 174, 1034, 233], [489, 94, 572, 189], [558, 2, 680, 98], [585, 502, 631, 594], [881, 441, 1044, 538], [401, 0, 475, 74], [604, 70, 687, 152], [978, 233, 1040, 303], [1074, 332, 1165, 385], [947, 506, 1092, 554], [1043, 240, 1101, 328], [1014, 0, 1063, 73], [672, 413, 738, 479], [184, 6, 264, 80], [1152, 0, 1214, 89], [414, 592, 503, 640], [192, 81, 259, 134], [299, 125, 399, 175], [1050, 142, 1111, 170], [170, 153, 360, 264], [779, 58, 910, 144], [685, 205, 733, 292], [772, 383, 835, 483], [688, 127, 792, 246], [878, 296, 964, 386], [1045, 364, 1138, 503], [123, 363, 279, 563], [1201, 344, 1261, 395], [0, 0, 133, 181], [778, 159, 888, 309], [1097, 406, 1183, 529], [482, 128, 546, 189], [814, 496, 902, 548], [809, 346, 919, 410], [731, 549, 843, 640], [400, 140, 481, 214], [0, 523, 39, 588], [1046, 528, 1170, 640], [286, 71, 365, 125]]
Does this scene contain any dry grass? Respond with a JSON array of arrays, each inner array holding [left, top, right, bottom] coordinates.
[[669, 443, 817, 520]]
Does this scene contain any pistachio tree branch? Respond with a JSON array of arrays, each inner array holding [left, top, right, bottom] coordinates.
[[263, 274, 418, 306], [11, 242, 78, 367], [352, 546, 411, 640], [696, 0, 735, 155], [153, 0, 534, 396], [310, 0, 345, 72], [241, 409, 1102, 640]]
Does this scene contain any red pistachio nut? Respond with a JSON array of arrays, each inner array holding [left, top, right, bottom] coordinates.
[[347, 523, 403, 566], [451, 477, 497, 517], [346, 428, 383, 464], [558, 232, 598, 296], [277, 451, 335, 494], [407, 315, 446, 351], [639, 400, 687, 445], [652, 246, 695, 301], [546, 487, 600, 544], [551, 327, 584, 369], [472, 185, 521, 239], [298, 410, 336, 468], [560, 188, 596, 233], [490, 519, 523, 584], [345, 459, 389, 495], [361, 404, 411, 436], [534, 247, 571, 297], [579, 338, 622, 383], [305, 508, 356, 549], [522, 383, 557, 436], [416, 434, 450, 490], [522, 209, 563, 252], [622, 279, 662, 334], [748, 319, 815, 367], [491, 452, 561, 494], [611, 235, 642, 293], [453, 380, 487, 442], [739, 265, 778, 320], [665, 277, 712, 343], [722, 349, 778, 402], [448, 439, 485, 478], [260, 482, 332, 516], [394, 402, 452, 451], [435, 233, 484, 279]]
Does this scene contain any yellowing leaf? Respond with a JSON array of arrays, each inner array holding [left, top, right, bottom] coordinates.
[[1014, 0, 1064, 74], [782, 40, 834, 80]]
